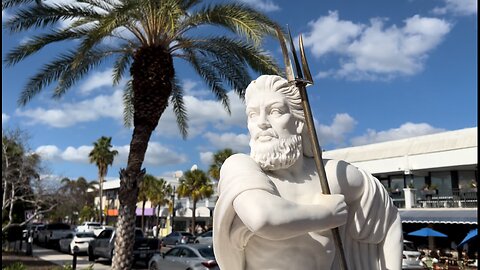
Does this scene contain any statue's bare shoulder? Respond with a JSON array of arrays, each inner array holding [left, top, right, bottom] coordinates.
[[325, 159, 364, 204]]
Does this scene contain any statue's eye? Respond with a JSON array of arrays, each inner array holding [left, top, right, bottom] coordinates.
[[248, 111, 257, 118], [270, 108, 283, 116]]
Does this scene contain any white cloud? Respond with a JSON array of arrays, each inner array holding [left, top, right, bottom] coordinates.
[[350, 122, 445, 146], [200, 152, 214, 165], [79, 69, 114, 95], [302, 12, 452, 80], [2, 113, 10, 124], [317, 113, 357, 146], [157, 91, 247, 137], [35, 141, 187, 166], [16, 89, 124, 127], [203, 132, 250, 153], [237, 0, 280, 12], [35, 145, 62, 160], [432, 0, 477, 16]]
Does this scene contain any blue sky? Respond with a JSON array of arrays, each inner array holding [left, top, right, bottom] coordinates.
[[2, 0, 477, 183]]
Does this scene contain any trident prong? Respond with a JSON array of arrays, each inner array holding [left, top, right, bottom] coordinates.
[[276, 26, 349, 270]]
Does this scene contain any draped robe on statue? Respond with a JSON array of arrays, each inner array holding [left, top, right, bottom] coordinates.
[[213, 153, 401, 270]]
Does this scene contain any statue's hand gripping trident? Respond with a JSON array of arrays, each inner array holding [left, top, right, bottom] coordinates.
[[275, 27, 349, 270]]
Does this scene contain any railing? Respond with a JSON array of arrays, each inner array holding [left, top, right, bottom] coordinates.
[[390, 188, 478, 209]]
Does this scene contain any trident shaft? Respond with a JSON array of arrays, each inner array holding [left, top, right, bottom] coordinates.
[[276, 27, 348, 270]]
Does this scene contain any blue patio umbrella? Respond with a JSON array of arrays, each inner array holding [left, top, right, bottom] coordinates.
[[458, 229, 477, 246], [408, 227, 448, 237]]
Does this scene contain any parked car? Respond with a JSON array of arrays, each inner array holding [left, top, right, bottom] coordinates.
[[194, 231, 213, 244], [88, 228, 160, 264], [75, 222, 101, 233], [22, 222, 44, 240], [59, 232, 96, 254], [161, 231, 195, 246], [37, 223, 74, 248], [403, 240, 426, 269], [33, 225, 46, 243], [148, 244, 218, 270]]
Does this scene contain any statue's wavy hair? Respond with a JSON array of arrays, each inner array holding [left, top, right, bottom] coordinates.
[[245, 75, 314, 157]]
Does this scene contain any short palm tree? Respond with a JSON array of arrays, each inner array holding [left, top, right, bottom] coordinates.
[[177, 168, 213, 234], [3, 1, 282, 268], [147, 178, 172, 237], [88, 136, 118, 225], [208, 148, 236, 182]]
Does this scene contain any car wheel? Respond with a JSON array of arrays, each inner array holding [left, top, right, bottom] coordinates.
[[149, 261, 159, 270]]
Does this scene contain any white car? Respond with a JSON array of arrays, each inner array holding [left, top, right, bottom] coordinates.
[[75, 222, 102, 233], [59, 232, 96, 254], [194, 231, 213, 244], [148, 244, 219, 270], [403, 240, 426, 269]]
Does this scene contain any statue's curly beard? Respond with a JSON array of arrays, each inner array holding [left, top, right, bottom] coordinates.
[[250, 134, 302, 171]]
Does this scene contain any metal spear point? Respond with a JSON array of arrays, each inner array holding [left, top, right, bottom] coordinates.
[[275, 26, 348, 270]]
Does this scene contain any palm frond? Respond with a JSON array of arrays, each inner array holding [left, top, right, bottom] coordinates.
[[182, 3, 280, 45], [112, 49, 133, 85], [122, 80, 134, 128], [53, 47, 115, 98], [4, 3, 100, 32], [2, 0, 37, 10], [4, 29, 87, 66], [183, 48, 231, 114], [170, 76, 188, 139]]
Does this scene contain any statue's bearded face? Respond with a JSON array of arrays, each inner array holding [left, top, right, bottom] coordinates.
[[246, 90, 303, 171]]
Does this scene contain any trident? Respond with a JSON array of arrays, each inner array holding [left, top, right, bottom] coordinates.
[[276, 27, 348, 270]]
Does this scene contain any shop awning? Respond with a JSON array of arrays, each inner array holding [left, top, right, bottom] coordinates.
[[399, 209, 477, 224]]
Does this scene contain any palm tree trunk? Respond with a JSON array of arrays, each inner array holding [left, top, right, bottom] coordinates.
[[141, 200, 146, 232], [111, 46, 173, 270], [99, 173, 104, 224]]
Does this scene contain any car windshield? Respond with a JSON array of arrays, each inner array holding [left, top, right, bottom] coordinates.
[[198, 247, 215, 259], [76, 233, 95, 238], [180, 232, 193, 237]]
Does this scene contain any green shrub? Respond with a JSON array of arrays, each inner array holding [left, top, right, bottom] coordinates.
[[3, 262, 27, 270]]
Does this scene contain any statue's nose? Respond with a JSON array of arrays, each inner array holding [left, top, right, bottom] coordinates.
[[257, 111, 271, 129]]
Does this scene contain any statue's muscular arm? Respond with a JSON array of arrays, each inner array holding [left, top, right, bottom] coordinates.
[[225, 154, 348, 241]]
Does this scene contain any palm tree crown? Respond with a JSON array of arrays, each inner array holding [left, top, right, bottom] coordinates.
[[177, 168, 213, 234]]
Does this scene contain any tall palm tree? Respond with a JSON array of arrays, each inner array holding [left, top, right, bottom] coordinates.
[[138, 174, 156, 232], [88, 136, 118, 225], [3, 1, 282, 268], [208, 148, 236, 182], [177, 168, 213, 234]]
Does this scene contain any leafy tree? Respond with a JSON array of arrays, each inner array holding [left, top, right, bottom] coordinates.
[[208, 148, 236, 182], [88, 136, 118, 224], [56, 177, 98, 224], [3, 1, 282, 268], [2, 128, 56, 232], [177, 169, 213, 234]]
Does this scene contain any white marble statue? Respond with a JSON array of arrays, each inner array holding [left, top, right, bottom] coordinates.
[[213, 75, 403, 270]]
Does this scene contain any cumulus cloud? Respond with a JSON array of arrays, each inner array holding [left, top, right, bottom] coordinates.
[[317, 113, 357, 146], [302, 11, 452, 80], [237, 0, 280, 12], [79, 69, 114, 95], [350, 122, 445, 146], [200, 152, 214, 165], [16, 89, 124, 128], [157, 91, 247, 137], [2, 113, 10, 124], [203, 132, 250, 153], [432, 0, 477, 16], [35, 141, 187, 166]]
